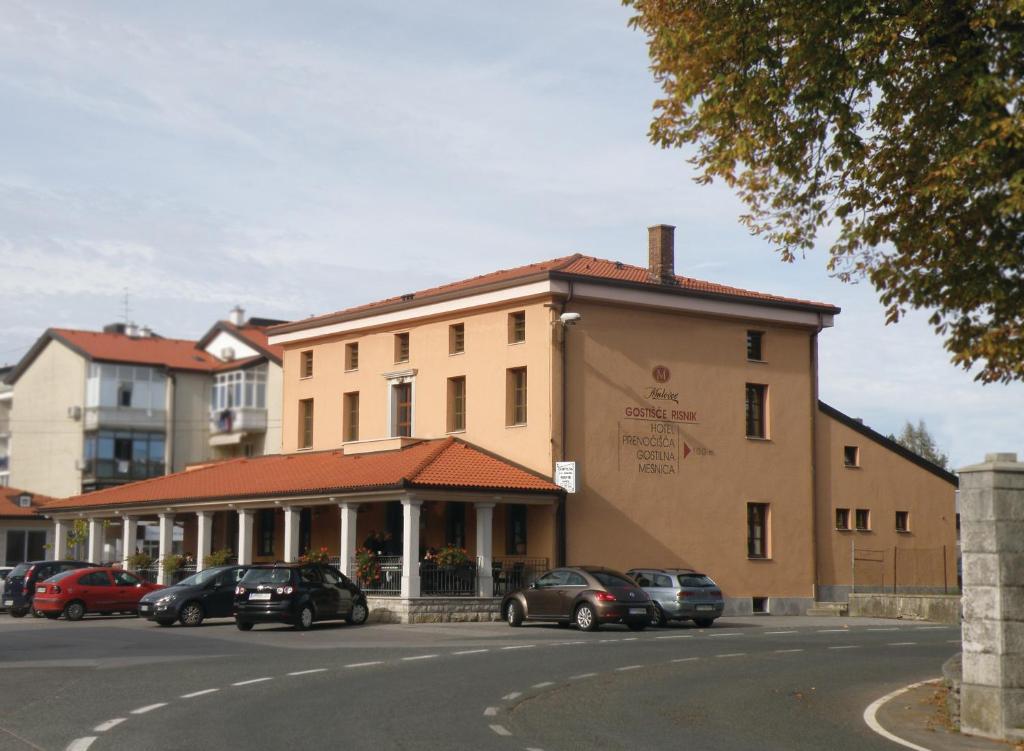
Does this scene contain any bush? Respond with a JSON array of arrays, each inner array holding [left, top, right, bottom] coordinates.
[[434, 545, 470, 568], [127, 552, 153, 571], [203, 548, 233, 568], [299, 546, 331, 565]]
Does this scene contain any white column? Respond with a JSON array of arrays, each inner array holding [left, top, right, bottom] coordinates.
[[53, 520, 68, 560], [157, 513, 174, 585], [237, 509, 254, 565], [87, 518, 104, 564], [121, 516, 137, 570], [283, 506, 301, 563], [400, 498, 421, 598], [475, 502, 495, 597], [196, 511, 213, 571], [339, 502, 359, 577]]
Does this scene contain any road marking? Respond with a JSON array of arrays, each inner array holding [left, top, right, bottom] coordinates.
[[828, 645, 859, 650], [130, 703, 167, 715], [868, 628, 899, 631], [774, 649, 804, 653], [65, 738, 97, 751], [489, 725, 512, 737], [615, 665, 643, 671], [764, 630, 797, 635], [483, 707, 498, 717], [181, 688, 219, 698], [947, 639, 961, 644], [533, 681, 555, 688], [716, 653, 745, 658], [916, 626, 947, 631], [570, 672, 598, 679], [818, 629, 849, 633], [93, 718, 125, 732], [232, 677, 272, 686], [888, 642, 917, 646], [501, 645, 534, 650], [622, 637, 638, 641], [345, 661, 383, 668], [863, 679, 939, 751], [655, 634, 692, 639], [671, 657, 700, 663], [454, 649, 489, 655], [502, 692, 522, 701], [708, 632, 741, 637], [598, 639, 620, 643], [402, 654, 438, 661], [288, 669, 327, 676]]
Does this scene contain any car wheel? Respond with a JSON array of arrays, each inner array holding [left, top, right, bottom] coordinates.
[[346, 600, 369, 626], [628, 622, 646, 632], [235, 620, 254, 631], [43, 612, 60, 620], [179, 602, 205, 627], [156, 619, 175, 627], [575, 603, 599, 632], [8, 607, 26, 618], [694, 618, 715, 628], [650, 604, 666, 627], [64, 601, 86, 622], [505, 600, 524, 627], [295, 605, 314, 630], [31, 608, 44, 618]]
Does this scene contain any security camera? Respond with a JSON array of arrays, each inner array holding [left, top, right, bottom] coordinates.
[[559, 312, 582, 326]]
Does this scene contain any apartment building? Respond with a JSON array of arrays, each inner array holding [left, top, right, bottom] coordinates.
[[0, 367, 11, 488]]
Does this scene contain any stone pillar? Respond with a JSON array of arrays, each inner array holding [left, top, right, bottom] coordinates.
[[196, 511, 213, 571], [339, 503, 359, 577], [53, 519, 68, 560], [237, 509, 254, 565], [959, 452, 1024, 741], [475, 502, 495, 597], [87, 518, 104, 564], [400, 498, 421, 598], [121, 516, 137, 570], [283, 506, 301, 563], [157, 513, 174, 585]]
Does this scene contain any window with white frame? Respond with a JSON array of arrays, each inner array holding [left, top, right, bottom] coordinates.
[[211, 365, 268, 411], [86, 364, 167, 410]]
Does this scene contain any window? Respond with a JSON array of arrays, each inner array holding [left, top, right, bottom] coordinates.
[[301, 350, 314, 379], [258, 509, 275, 556], [747, 331, 764, 361], [844, 445, 860, 467], [507, 367, 527, 426], [653, 573, 674, 588], [565, 572, 587, 586], [117, 382, 133, 408], [395, 333, 410, 363], [745, 384, 767, 439], [508, 311, 526, 343], [4, 530, 46, 566], [752, 596, 768, 613], [113, 571, 140, 586], [80, 571, 112, 586], [855, 508, 870, 531], [835, 508, 850, 530], [506, 504, 527, 555], [747, 502, 769, 558], [298, 399, 314, 449], [896, 511, 909, 532], [343, 392, 360, 442], [447, 376, 466, 432], [300, 565, 322, 583], [212, 366, 268, 412], [83, 430, 165, 480], [392, 382, 412, 437], [449, 323, 465, 355], [345, 342, 359, 371]]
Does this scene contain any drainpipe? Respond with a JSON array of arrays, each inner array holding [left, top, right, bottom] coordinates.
[[165, 372, 175, 473], [555, 281, 574, 567], [809, 314, 823, 603]]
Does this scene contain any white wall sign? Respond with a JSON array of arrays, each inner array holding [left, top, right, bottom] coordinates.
[[554, 461, 576, 494]]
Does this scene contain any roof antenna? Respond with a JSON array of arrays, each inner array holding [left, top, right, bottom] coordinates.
[[121, 289, 132, 324]]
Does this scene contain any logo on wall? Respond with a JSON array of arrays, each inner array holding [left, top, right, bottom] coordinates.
[[652, 365, 671, 383]]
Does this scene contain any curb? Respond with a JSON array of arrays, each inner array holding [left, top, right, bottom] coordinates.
[[863, 678, 941, 751]]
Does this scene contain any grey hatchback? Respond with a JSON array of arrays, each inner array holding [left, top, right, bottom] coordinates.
[[626, 568, 724, 627]]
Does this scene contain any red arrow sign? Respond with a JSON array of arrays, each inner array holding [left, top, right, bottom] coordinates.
[[683, 442, 691, 459]]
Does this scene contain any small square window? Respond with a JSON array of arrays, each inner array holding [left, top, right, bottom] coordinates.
[[835, 508, 850, 530], [300, 350, 314, 379], [896, 511, 909, 533], [395, 333, 410, 363], [508, 311, 526, 344], [751, 596, 769, 614], [345, 343, 359, 371], [449, 323, 465, 355], [855, 508, 870, 531], [747, 331, 764, 361], [844, 445, 859, 467]]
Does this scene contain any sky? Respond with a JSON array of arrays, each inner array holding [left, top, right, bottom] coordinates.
[[0, 1, 1020, 469]]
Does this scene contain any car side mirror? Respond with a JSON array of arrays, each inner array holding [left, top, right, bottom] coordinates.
[[529, 581, 538, 590]]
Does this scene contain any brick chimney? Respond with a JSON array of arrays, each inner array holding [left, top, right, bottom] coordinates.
[[648, 224, 676, 284]]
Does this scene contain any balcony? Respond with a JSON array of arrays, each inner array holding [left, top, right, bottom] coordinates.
[[84, 406, 167, 431], [209, 407, 267, 445], [81, 458, 166, 483]]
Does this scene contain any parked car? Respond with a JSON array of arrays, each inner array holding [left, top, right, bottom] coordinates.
[[140, 565, 249, 626], [626, 568, 724, 627], [502, 566, 653, 632], [4, 560, 94, 617], [33, 567, 163, 621], [0, 567, 13, 610], [233, 563, 369, 631]]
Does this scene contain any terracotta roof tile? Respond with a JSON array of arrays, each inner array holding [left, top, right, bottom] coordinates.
[[51, 329, 218, 372], [222, 322, 284, 362], [0, 487, 53, 519], [44, 438, 561, 512]]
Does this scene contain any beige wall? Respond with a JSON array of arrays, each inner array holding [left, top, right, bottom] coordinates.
[[9, 341, 86, 498], [814, 410, 958, 594], [170, 372, 211, 472], [262, 361, 283, 455]]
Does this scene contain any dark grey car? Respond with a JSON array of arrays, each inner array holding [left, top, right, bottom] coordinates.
[[140, 565, 249, 626], [626, 568, 724, 627]]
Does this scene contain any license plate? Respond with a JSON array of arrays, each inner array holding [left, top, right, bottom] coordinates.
[[3, 600, 11, 607], [696, 605, 714, 611], [629, 607, 646, 615], [249, 593, 271, 601], [36, 586, 46, 593], [139, 604, 150, 612]]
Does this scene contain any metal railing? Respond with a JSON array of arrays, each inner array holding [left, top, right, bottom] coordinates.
[[492, 557, 548, 596], [350, 554, 402, 596], [136, 564, 196, 585], [420, 560, 477, 597]]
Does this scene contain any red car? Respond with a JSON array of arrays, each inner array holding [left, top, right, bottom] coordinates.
[[34, 567, 163, 621]]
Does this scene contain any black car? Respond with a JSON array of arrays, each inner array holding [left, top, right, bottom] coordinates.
[[139, 565, 249, 626], [501, 566, 653, 631], [4, 560, 94, 617], [233, 563, 370, 631]]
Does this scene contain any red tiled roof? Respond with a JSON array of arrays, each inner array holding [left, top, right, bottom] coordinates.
[[44, 438, 561, 512], [51, 329, 218, 372], [228, 323, 284, 362], [269, 253, 838, 335], [0, 487, 53, 519]]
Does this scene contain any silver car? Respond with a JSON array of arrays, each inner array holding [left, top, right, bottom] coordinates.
[[626, 568, 724, 627]]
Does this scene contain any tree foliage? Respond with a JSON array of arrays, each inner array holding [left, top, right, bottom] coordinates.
[[889, 419, 950, 469], [624, 0, 1024, 383]]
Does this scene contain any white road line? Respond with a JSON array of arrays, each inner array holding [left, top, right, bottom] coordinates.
[[532, 681, 555, 688], [483, 707, 498, 717], [489, 724, 512, 737], [402, 654, 439, 661], [818, 629, 849, 633], [502, 691, 522, 701], [181, 688, 220, 699], [130, 703, 168, 715], [716, 653, 745, 658], [288, 669, 327, 676], [916, 626, 948, 630], [570, 672, 598, 679], [598, 639, 620, 643], [622, 637, 638, 641], [764, 630, 797, 635], [93, 718, 125, 732], [708, 632, 741, 637], [868, 628, 899, 631], [888, 642, 917, 646], [501, 645, 535, 650], [453, 649, 489, 655], [774, 649, 804, 653], [655, 634, 692, 639], [232, 677, 272, 686], [863, 679, 939, 751], [671, 657, 700, 663], [65, 738, 97, 751], [345, 661, 383, 668], [947, 639, 961, 644], [615, 665, 643, 672], [828, 645, 859, 650]]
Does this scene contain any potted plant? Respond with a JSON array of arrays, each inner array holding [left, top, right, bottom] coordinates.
[[203, 548, 233, 568], [299, 546, 331, 565], [434, 545, 470, 568], [127, 551, 154, 572], [355, 547, 382, 587]]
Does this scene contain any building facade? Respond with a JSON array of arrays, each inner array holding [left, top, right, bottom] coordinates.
[[0, 487, 53, 566]]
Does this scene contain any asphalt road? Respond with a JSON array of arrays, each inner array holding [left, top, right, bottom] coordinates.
[[0, 614, 959, 751]]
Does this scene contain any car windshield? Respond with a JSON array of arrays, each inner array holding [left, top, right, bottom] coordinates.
[[9, 564, 30, 578], [175, 568, 226, 587], [678, 574, 716, 588], [591, 571, 635, 588], [241, 568, 292, 586]]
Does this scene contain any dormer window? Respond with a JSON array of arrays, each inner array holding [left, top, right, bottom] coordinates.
[[17, 493, 31, 508]]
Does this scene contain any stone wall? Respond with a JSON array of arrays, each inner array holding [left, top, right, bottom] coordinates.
[[367, 596, 502, 624], [847, 593, 961, 624]]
